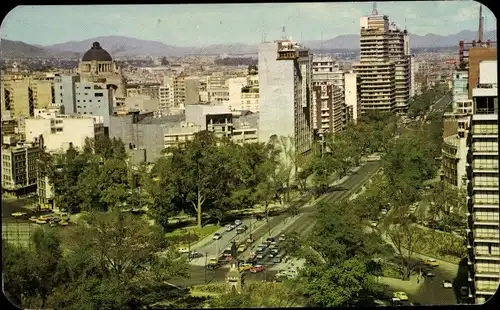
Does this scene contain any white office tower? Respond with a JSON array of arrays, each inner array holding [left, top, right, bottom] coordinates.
[[465, 60, 499, 305], [388, 22, 411, 112], [258, 39, 313, 156]]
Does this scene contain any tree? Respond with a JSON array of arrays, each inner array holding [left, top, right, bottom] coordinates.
[[325, 133, 356, 178], [300, 258, 384, 307], [310, 153, 337, 197], [170, 131, 228, 228], [269, 136, 296, 204], [383, 210, 425, 280]]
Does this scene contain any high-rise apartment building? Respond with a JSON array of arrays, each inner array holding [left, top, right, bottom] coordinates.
[[311, 56, 347, 140], [158, 76, 175, 111], [240, 67, 259, 112], [465, 60, 499, 305], [258, 39, 313, 156], [388, 23, 411, 112], [353, 11, 397, 112], [468, 47, 497, 99]]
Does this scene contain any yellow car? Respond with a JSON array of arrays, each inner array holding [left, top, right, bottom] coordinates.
[[425, 259, 439, 267], [393, 291, 408, 301], [237, 245, 247, 253], [239, 263, 253, 271]]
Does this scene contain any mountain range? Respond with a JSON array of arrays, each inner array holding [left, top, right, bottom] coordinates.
[[1, 30, 496, 59]]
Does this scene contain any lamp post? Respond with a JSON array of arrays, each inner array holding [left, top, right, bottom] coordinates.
[[204, 253, 208, 284], [187, 230, 191, 261]]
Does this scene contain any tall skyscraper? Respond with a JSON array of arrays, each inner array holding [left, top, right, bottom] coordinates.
[[353, 6, 410, 113], [465, 60, 499, 305], [258, 38, 313, 157]]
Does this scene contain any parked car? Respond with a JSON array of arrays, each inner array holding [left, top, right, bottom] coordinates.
[[268, 248, 279, 258], [250, 265, 265, 273], [225, 224, 234, 232], [273, 255, 282, 263], [443, 280, 453, 288], [265, 236, 275, 244], [213, 233, 222, 240], [35, 219, 47, 224], [29, 216, 38, 223], [381, 208, 388, 215], [278, 234, 286, 241], [369, 220, 378, 227], [234, 219, 243, 226], [425, 259, 439, 267], [425, 272, 435, 277], [393, 291, 408, 301], [256, 249, 268, 259], [59, 221, 69, 226]]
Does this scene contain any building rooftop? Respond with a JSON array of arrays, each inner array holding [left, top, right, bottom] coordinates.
[[138, 114, 186, 125], [82, 42, 113, 62]]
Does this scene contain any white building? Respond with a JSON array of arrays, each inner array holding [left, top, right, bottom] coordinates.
[[158, 76, 174, 111], [344, 72, 361, 123], [466, 60, 499, 305], [55, 75, 114, 129], [240, 73, 260, 112], [226, 77, 247, 110], [258, 39, 313, 156], [25, 114, 105, 153]]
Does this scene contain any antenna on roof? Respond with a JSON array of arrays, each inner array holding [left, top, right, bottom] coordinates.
[[372, 2, 378, 15], [282, 26, 287, 40], [404, 18, 407, 31]]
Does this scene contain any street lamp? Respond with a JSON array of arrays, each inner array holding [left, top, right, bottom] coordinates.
[[204, 253, 208, 284], [187, 230, 191, 261]]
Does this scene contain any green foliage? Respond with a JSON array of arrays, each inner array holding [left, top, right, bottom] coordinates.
[[3, 212, 190, 309]]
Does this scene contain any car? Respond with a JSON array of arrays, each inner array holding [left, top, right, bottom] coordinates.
[[381, 208, 388, 215], [369, 220, 378, 227], [269, 243, 278, 250], [236, 225, 247, 234], [424, 259, 439, 267], [265, 236, 275, 244], [443, 280, 453, 288], [273, 255, 282, 263], [207, 258, 220, 269], [239, 263, 253, 271], [225, 224, 234, 232], [425, 272, 435, 277], [29, 216, 38, 223], [189, 251, 203, 259], [59, 221, 69, 226], [278, 234, 286, 241], [391, 297, 402, 306], [237, 244, 247, 253], [393, 291, 408, 301], [246, 237, 255, 244], [256, 251, 267, 259], [250, 265, 265, 273], [213, 233, 222, 240], [178, 247, 190, 254], [234, 219, 243, 226], [269, 249, 279, 258], [49, 222, 58, 227], [35, 219, 47, 224]]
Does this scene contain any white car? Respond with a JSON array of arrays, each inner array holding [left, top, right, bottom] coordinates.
[[443, 280, 453, 288], [225, 224, 234, 232], [213, 233, 222, 240], [234, 220, 243, 226], [278, 234, 286, 241], [178, 247, 190, 254], [381, 209, 388, 215]]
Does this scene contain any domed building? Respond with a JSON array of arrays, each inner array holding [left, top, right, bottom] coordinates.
[[77, 42, 127, 98]]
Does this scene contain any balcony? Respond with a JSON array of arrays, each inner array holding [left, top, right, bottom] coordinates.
[[472, 213, 500, 226], [475, 251, 500, 261], [475, 267, 500, 279], [472, 163, 499, 173], [472, 129, 498, 138], [472, 181, 499, 191], [473, 231, 500, 243], [472, 197, 499, 209]]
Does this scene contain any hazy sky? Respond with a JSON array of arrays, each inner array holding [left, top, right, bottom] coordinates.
[[0, 1, 495, 47]]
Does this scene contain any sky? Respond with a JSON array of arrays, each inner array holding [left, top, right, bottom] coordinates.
[[0, 1, 495, 47]]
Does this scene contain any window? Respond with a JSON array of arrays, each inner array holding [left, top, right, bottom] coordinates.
[[84, 93, 88, 95], [95, 93, 103, 97]]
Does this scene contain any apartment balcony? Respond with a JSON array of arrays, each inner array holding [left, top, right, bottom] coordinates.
[[471, 147, 499, 156], [475, 267, 500, 279], [472, 129, 498, 138], [470, 212, 500, 226], [472, 163, 499, 173], [474, 250, 500, 262], [472, 180, 499, 191], [473, 231, 500, 243], [471, 196, 499, 209]]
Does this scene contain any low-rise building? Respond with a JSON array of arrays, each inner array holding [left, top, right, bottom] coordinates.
[[1, 141, 40, 196], [25, 113, 105, 153], [232, 111, 258, 145]]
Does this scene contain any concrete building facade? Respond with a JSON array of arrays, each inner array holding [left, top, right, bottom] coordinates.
[[25, 114, 105, 153], [388, 23, 411, 112], [258, 39, 313, 156], [1, 141, 40, 195], [465, 60, 499, 305], [354, 13, 396, 112], [55, 75, 114, 129], [1, 77, 55, 118], [468, 48, 497, 99]]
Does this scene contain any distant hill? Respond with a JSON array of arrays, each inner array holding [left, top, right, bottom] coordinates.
[[1, 30, 497, 59]]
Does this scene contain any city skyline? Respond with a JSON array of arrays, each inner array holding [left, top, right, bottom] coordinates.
[[1, 1, 495, 47]]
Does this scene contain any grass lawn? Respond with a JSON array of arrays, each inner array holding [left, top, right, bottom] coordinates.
[[165, 225, 220, 247], [415, 226, 465, 264]]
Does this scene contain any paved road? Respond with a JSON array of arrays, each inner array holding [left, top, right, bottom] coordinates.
[[172, 161, 382, 287], [412, 265, 457, 305]]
